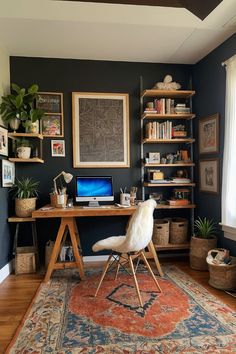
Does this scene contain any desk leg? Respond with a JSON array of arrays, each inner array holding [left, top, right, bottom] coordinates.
[[147, 241, 164, 277], [67, 217, 85, 280]]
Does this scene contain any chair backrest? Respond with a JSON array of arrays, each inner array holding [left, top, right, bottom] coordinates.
[[117, 199, 157, 253]]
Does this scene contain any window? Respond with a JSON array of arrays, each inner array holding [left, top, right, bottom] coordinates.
[[221, 54, 236, 240]]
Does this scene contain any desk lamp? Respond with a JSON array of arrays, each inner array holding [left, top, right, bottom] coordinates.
[[53, 171, 73, 194]]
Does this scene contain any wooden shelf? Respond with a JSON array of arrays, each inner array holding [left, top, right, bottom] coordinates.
[[142, 113, 195, 120], [143, 138, 195, 144], [142, 89, 195, 98], [9, 158, 44, 163], [144, 162, 195, 167], [144, 182, 195, 187], [154, 243, 190, 251], [8, 132, 43, 140], [155, 204, 195, 209]]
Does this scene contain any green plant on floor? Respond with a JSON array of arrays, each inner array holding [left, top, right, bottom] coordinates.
[[10, 177, 39, 199], [194, 217, 217, 239]]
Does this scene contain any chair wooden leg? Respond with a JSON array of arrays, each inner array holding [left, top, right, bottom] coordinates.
[[94, 254, 113, 297], [140, 252, 162, 293], [128, 255, 143, 307]]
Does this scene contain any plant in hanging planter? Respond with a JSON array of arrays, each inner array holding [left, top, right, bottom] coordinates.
[[190, 217, 218, 271], [0, 83, 44, 132], [10, 177, 39, 217], [15, 138, 33, 159]]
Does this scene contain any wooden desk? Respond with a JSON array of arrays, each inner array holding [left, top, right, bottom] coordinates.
[[32, 205, 163, 282]]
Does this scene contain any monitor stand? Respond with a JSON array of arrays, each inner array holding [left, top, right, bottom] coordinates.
[[88, 201, 100, 208]]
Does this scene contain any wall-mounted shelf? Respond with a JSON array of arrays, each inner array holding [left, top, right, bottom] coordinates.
[[144, 163, 195, 167], [8, 133, 43, 140], [154, 243, 190, 251], [143, 138, 195, 144], [142, 113, 195, 120], [142, 89, 195, 98], [155, 204, 196, 209], [8, 158, 44, 163], [144, 182, 195, 187], [8, 132, 44, 163]]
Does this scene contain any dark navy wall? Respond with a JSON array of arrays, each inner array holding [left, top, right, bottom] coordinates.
[[9, 57, 192, 258], [193, 33, 236, 255], [0, 181, 11, 269]]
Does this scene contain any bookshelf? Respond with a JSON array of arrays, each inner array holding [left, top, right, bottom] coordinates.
[[140, 77, 195, 252], [8, 133, 44, 163]]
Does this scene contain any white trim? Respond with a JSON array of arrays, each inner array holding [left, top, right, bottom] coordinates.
[[83, 255, 109, 263], [220, 223, 236, 241], [0, 260, 13, 283]]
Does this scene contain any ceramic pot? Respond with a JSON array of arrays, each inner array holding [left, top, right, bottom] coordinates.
[[9, 118, 20, 131], [190, 236, 217, 270], [17, 147, 31, 159], [25, 121, 39, 134], [15, 197, 37, 217]]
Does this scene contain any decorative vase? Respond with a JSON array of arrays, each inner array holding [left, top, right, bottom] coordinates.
[[17, 147, 31, 159], [25, 121, 39, 134], [9, 118, 20, 131], [190, 236, 217, 270], [15, 197, 37, 217]]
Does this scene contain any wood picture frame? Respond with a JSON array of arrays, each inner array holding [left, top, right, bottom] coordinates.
[[37, 92, 64, 137], [72, 92, 130, 168], [51, 140, 65, 157], [199, 158, 219, 194], [199, 113, 219, 154], [1, 159, 15, 187], [0, 125, 8, 157]]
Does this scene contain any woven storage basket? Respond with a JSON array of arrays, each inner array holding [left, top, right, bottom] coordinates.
[[208, 256, 236, 291], [170, 218, 188, 244], [152, 219, 169, 245], [15, 246, 36, 274]]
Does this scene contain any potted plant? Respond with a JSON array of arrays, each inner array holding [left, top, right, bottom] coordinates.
[[10, 177, 39, 217], [15, 138, 33, 159], [0, 83, 44, 132], [190, 217, 217, 270]]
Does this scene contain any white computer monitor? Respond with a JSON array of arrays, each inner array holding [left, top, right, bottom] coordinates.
[[76, 176, 114, 207]]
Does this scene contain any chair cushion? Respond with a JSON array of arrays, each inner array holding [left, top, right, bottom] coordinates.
[[92, 236, 126, 252]]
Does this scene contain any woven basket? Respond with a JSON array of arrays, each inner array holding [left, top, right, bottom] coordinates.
[[152, 219, 169, 245], [170, 218, 188, 244], [50, 194, 68, 208], [208, 256, 236, 290], [15, 246, 36, 274], [15, 197, 36, 217]]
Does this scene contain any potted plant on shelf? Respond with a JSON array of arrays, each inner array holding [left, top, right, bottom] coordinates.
[[0, 83, 44, 132], [10, 177, 39, 217], [190, 217, 217, 271], [15, 138, 33, 159]]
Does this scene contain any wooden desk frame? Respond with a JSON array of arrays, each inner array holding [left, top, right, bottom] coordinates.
[[32, 206, 163, 282]]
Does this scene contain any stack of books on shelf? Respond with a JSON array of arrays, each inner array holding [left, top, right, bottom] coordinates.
[[146, 121, 172, 139], [174, 103, 191, 114], [154, 98, 175, 114], [171, 177, 191, 184]]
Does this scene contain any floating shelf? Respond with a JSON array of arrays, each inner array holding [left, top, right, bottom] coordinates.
[[144, 182, 195, 187], [144, 163, 195, 167], [154, 243, 190, 251], [155, 204, 195, 209], [142, 113, 195, 120], [9, 158, 44, 163], [142, 89, 195, 99], [8, 132, 43, 140], [143, 138, 195, 144]]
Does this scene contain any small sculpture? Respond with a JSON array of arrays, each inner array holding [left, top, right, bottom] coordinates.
[[153, 75, 181, 90]]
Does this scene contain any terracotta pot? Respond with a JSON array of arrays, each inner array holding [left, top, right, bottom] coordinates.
[[15, 197, 37, 217], [190, 236, 217, 270]]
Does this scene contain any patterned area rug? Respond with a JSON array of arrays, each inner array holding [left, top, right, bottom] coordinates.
[[7, 265, 236, 353]]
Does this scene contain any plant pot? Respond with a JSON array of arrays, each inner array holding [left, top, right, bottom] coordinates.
[[15, 197, 37, 217], [9, 118, 20, 131], [17, 147, 31, 159], [25, 121, 39, 134], [190, 236, 217, 270]]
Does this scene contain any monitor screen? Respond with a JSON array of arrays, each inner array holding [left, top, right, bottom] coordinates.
[[76, 176, 114, 205]]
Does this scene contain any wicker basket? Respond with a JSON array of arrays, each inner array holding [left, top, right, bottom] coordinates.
[[208, 256, 236, 291], [50, 194, 68, 208], [170, 218, 188, 244], [152, 219, 169, 245], [15, 247, 36, 274]]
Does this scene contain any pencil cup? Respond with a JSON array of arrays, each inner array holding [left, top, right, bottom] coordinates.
[[120, 193, 130, 206]]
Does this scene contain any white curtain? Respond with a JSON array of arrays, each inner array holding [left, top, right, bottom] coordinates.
[[221, 54, 236, 237]]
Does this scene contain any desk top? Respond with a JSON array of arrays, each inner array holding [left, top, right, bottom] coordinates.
[[32, 205, 137, 218]]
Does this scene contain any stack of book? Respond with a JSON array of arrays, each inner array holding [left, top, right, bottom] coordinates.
[[174, 104, 191, 114]]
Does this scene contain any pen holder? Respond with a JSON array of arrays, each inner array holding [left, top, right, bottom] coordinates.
[[50, 193, 68, 208], [120, 193, 130, 206]]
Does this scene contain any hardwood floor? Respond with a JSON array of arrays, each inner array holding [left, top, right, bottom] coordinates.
[[0, 259, 235, 353]]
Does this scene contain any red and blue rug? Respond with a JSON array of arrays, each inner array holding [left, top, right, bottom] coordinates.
[[7, 265, 236, 353]]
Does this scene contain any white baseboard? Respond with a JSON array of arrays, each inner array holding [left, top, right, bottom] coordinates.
[[83, 255, 109, 263], [0, 260, 13, 284]]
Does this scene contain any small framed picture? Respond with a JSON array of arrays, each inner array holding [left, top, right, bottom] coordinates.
[[0, 126, 8, 157], [51, 140, 65, 157], [41, 114, 64, 137], [148, 152, 160, 163], [199, 114, 219, 154], [199, 159, 219, 194], [2, 160, 15, 187]]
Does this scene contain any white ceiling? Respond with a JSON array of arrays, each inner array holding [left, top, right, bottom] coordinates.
[[0, 0, 235, 64]]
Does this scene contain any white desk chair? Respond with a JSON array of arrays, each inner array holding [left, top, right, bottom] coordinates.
[[92, 199, 162, 307]]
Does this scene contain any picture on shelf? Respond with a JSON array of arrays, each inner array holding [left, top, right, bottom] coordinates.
[[2, 160, 15, 187], [41, 114, 63, 137], [0, 126, 8, 156], [148, 152, 160, 163], [199, 159, 219, 194], [199, 114, 219, 154], [51, 140, 65, 157]]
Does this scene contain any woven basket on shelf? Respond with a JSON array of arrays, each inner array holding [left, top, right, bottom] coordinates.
[[169, 218, 188, 244], [208, 256, 236, 291], [15, 246, 36, 274], [152, 219, 169, 245]]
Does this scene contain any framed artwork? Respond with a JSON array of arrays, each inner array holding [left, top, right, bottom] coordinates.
[[199, 159, 219, 194], [72, 92, 130, 168], [51, 140, 65, 157], [0, 126, 8, 156], [37, 92, 64, 137], [2, 160, 15, 187], [199, 114, 219, 154]]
